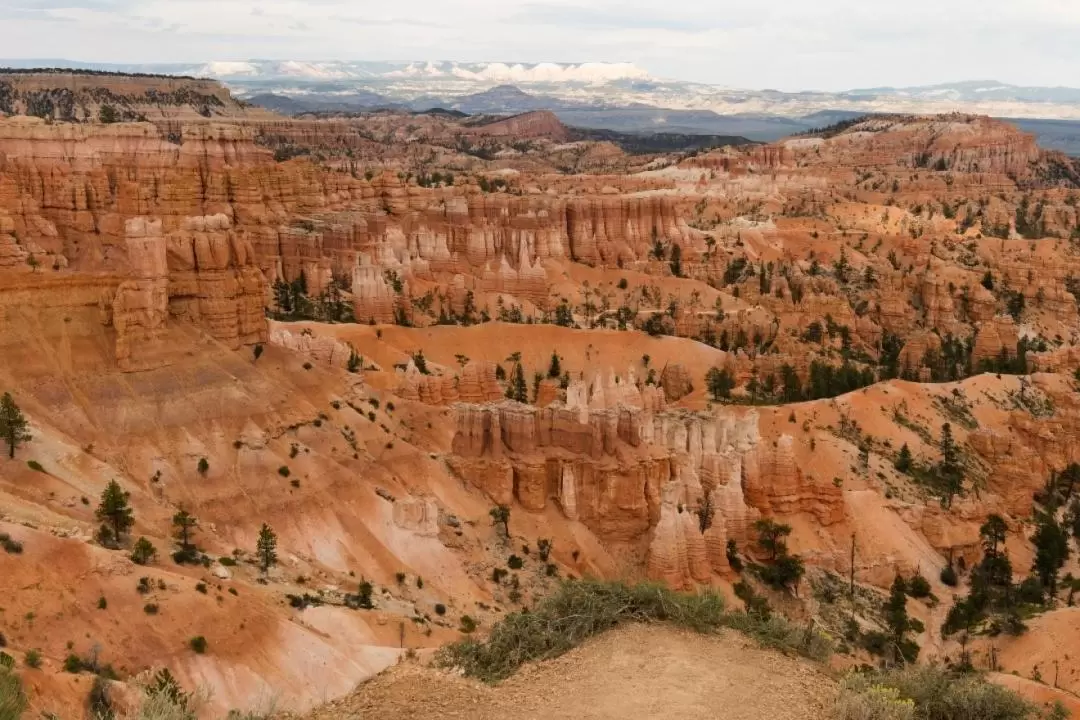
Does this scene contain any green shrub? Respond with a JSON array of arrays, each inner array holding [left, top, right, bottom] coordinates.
[[0, 652, 13, 671], [23, 649, 41, 669], [144, 603, 159, 615], [833, 683, 915, 720], [438, 579, 829, 683], [63, 653, 83, 673], [97, 596, 108, 610], [835, 665, 1039, 720], [195, 582, 207, 594], [507, 555, 524, 570], [189, 636, 207, 654], [26, 460, 44, 472], [434, 603, 447, 616], [219, 557, 237, 567], [907, 573, 932, 599], [130, 537, 157, 565], [277, 466, 290, 478], [344, 580, 375, 610], [459, 615, 478, 634], [940, 564, 958, 587], [0, 536, 22, 554], [0, 665, 28, 720]]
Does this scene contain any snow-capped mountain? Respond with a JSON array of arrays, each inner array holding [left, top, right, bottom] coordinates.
[[383, 61, 650, 84], [174, 60, 651, 85]]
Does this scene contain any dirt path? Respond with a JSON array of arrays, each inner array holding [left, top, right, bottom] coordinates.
[[296, 624, 838, 720]]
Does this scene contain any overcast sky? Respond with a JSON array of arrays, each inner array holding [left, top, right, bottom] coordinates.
[[2, 0, 1079, 91]]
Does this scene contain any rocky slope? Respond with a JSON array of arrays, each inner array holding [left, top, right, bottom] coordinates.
[[2, 74, 1080, 716]]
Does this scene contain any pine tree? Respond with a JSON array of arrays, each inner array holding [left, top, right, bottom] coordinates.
[[172, 509, 198, 550], [256, 523, 278, 574], [938, 423, 963, 507], [1032, 513, 1070, 593], [883, 574, 918, 663], [0, 392, 32, 459], [705, 367, 735, 400], [507, 363, 528, 403], [95, 480, 134, 547], [547, 352, 562, 379], [895, 443, 913, 473], [669, 243, 683, 277], [754, 519, 792, 561]]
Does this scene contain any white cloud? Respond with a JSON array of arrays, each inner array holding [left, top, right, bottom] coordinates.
[[1, 0, 1078, 90]]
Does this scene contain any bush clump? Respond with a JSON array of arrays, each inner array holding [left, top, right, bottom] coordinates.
[[438, 579, 829, 683], [833, 665, 1048, 720], [0, 665, 28, 719]]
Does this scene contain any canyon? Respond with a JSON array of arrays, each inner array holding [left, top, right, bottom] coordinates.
[[2, 72, 1080, 717]]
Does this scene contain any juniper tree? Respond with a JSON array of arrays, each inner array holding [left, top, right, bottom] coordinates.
[[0, 392, 31, 459]]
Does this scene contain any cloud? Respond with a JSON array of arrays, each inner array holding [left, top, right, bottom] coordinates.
[[0, 0, 1077, 90], [511, 3, 758, 33]]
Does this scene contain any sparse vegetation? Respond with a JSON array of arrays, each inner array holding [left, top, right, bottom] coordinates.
[[438, 579, 829, 683], [833, 665, 1052, 720]]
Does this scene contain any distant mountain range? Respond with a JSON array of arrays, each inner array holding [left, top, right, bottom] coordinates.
[[4, 59, 1080, 154]]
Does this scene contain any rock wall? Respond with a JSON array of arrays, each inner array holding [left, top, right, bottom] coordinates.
[[448, 396, 844, 588]]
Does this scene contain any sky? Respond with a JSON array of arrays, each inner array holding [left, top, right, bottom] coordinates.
[[2, 0, 1079, 91]]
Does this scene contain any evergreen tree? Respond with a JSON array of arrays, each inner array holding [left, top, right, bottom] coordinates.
[[507, 363, 528, 403], [0, 392, 32, 459], [938, 423, 963, 507], [95, 480, 134, 547], [883, 574, 919, 663], [705, 367, 735, 400], [547, 351, 562, 379], [1032, 513, 1070, 593], [779, 364, 802, 402], [256, 523, 278, 574], [754, 519, 791, 561], [172, 509, 198, 550], [975, 514, 1013, 589], [130, 537, 157, 565], [895, 443, 913, 474], [253, 343, 264, 363], [669, 243, 683, 277]]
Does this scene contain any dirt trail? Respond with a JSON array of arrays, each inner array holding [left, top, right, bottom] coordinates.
[[294, 624, 838, 720]]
